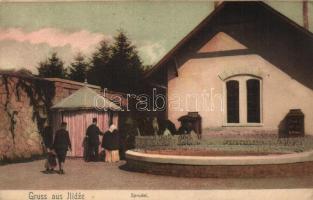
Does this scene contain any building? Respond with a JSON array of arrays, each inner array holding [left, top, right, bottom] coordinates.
[[144, 2, 313, 136], [0, 73, 124, 160], [51, 85, 121, 157]]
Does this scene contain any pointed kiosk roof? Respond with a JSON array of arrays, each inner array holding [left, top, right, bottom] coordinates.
[[52, 86, 121, 111]]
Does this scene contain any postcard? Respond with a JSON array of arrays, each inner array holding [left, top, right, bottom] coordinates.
[[0, 1, 313, 199]]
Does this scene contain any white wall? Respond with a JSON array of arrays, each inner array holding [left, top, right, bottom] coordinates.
[[167, 32, 313, 135]]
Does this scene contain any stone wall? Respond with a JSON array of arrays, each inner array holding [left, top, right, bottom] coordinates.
[[125, 158, 313, 178], [0, 75, 51, 162], [0, 75, 101, 163]]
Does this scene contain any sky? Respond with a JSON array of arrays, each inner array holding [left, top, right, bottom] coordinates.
[[0, 1, 312, 73]]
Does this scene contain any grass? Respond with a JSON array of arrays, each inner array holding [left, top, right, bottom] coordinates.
[[134, 135, 313, 154]]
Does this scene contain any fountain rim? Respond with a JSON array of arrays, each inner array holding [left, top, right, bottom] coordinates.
[[125, 150, 313, 166]]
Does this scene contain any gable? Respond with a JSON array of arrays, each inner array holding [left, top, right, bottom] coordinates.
[[145, 2, 313, 90], [198, 32, 247, 53]]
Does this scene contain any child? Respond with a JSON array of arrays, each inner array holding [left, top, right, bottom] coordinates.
[[45, 151, 57, 173]]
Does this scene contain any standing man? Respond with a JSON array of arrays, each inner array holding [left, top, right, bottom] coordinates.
[[42, 122, 54, 173], [53, 122, 71, 174], [86, 118, 102, 161]]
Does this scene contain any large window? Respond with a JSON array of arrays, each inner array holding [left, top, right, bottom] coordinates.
[[226, 80, 239, 123], [247, 79, 260, 123], [225, 76, 262, 125]]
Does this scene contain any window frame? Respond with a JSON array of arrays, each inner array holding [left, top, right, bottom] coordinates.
[[222, 75, 263, 127], [226, 80, 240, 123], [246, 79, 261, 123]]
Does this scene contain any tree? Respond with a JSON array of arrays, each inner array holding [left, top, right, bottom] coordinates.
[[68, 53, 89, 82], [87, 40, 111, 86], [87, 31, 144, 92], [16, 68, 33, 77], [107, 31, 144, 92], [142, 65, 152, 72], [0, 68, 33, 77], [37, 52, 66, 78]]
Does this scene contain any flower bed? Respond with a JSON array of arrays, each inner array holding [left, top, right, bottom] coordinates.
[[134, 135, 313, 154], [127, 135, 313, 178], [142, 149, 286, 156]]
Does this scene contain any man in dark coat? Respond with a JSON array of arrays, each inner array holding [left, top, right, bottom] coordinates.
[[53, 122, 71, 174], [86, 118, 102, 161], [43, 125, 53, 150], [42, 124, 54, 172]]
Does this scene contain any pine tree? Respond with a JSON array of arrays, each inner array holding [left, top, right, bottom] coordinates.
[[87, 40, 111, 86], [68, 53, 88, 82], [37, 52, 66, 78], [108, 31, 143, 92], [87, 32, 144, 92]]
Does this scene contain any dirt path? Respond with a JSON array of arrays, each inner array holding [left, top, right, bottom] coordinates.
[[0, 159, 313, 189]]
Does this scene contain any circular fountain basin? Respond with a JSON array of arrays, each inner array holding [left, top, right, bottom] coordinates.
[[125, 150, 313, 178]]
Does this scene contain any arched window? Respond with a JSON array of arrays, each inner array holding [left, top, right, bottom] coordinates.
[[226, 80, 239, 123], [247, 79, 260, 123], [224, 75, 262, 125]]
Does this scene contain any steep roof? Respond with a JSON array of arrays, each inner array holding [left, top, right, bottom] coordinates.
[[144, 1, 313, 79], [52, 86, 121, 111]]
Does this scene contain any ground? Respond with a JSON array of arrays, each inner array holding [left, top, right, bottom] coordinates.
[[1, 159, 313, 189]]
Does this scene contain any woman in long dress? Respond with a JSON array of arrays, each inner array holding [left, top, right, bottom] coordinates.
[[102, 124, 120, 162]]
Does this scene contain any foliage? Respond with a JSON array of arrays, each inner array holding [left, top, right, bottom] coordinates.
[[37, 52, 67, 78], [106, 31, 144, 92], [0, 68, 33, 77], [1, 75, 55, 145], [87, 31, 144, 92], [37, 31, 145, 92], [142, 65, 152, 72], [134, 135, 313, 153], [68, 53, 89, 82], [87, 40, 111, 87], [2, 75, 17, 144]]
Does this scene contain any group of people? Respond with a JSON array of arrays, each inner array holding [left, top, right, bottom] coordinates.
[[43, 122, 71, 174], [85, 118, 120, 163], [42, 117, 120, 175]]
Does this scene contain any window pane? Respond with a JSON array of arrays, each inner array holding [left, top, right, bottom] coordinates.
[[227, 80, 239, 123], [247, 79, 260, 123]]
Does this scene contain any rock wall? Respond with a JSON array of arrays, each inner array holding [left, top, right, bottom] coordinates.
[[0, 75, 118, 163], [0, 75, 49, 161]]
